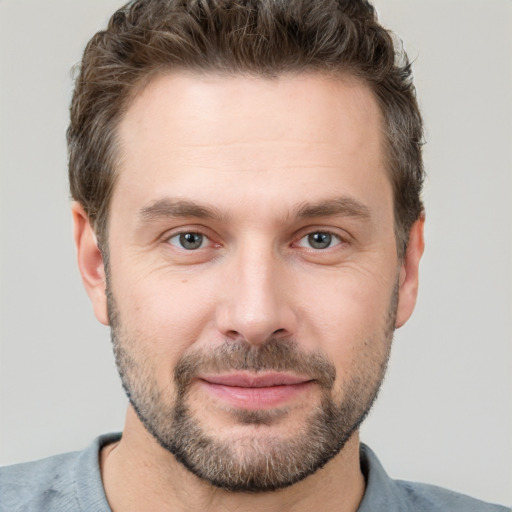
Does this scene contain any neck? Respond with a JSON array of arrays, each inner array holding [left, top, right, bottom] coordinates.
[[101, 407, 365, 512]]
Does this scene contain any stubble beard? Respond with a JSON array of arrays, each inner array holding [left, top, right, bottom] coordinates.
[[107, 284, 397, 493]]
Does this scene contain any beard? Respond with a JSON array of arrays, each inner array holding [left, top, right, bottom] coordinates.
[[107, 284, 397, 493]]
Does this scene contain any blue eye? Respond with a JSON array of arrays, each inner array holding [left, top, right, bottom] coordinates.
[[168, 232, 208, 250], [298, 232, 341, 250]]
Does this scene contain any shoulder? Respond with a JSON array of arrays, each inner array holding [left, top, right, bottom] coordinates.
[[0, 433, 119, 512], [359, 444, 510, 512], [0, 451, 80, 511], [394, 479, 510, 512]]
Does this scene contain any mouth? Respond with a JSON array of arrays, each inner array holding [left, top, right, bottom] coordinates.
[[197, 372, 315, 409]]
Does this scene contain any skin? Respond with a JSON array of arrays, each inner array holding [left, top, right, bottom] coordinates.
[[73, 72, 424, 512]]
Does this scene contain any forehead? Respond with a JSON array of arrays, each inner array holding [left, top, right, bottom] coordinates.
[[119, 71, 383, 157], [113, 72, 390, 221]]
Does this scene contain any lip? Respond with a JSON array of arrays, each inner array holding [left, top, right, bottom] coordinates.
[[198, 372, 314, 409], [201, 372, 312, 387]]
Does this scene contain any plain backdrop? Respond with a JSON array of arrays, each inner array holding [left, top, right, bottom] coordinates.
[[0, 0, 511, 506]]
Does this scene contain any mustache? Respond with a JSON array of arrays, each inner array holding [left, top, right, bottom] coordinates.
[[174, 338, 336, 390]]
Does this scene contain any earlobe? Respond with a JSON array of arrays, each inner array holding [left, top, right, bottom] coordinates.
[[395, 214, 425, 328], [72, 202, 109, 326]]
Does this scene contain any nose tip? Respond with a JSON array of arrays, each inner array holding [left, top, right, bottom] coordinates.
[[216, 292, 296, 345], [215, 255, 297, 346]]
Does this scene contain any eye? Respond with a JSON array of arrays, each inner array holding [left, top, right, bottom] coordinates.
[[297, 231, 342, 250], [168, 232, 209, 250]]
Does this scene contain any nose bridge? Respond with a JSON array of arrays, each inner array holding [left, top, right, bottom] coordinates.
[[216, 235, 296, 345]]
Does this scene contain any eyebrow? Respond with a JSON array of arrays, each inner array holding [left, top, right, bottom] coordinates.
[[138, 195, 371, 225], [138, 198, 229, 224], [295, 196, 371, 220]]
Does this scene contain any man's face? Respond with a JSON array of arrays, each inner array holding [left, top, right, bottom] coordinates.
[[85, 72, 418, 491]]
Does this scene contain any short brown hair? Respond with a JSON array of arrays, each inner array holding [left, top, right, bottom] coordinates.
[[68, 0, 424, 256]]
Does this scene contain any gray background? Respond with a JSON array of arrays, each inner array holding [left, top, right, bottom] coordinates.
[[1, 0, 511, 506]]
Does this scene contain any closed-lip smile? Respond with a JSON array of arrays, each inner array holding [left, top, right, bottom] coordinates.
[[198, 372, 315, 409]]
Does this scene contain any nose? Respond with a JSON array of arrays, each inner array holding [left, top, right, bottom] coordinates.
[[215, 241, 298, 346]]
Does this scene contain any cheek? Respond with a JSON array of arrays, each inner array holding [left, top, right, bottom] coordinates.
[[297, 266, 396, 362], [109, 265, 220, 373]]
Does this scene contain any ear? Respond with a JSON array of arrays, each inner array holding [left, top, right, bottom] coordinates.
[[395, 214, 425, 328], [72, 202, 109, 326]]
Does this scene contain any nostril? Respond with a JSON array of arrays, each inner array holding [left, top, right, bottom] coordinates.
[[225, 330, 241, 341]]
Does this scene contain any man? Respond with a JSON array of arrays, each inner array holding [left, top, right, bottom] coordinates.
[[0, 1, 508, 511]]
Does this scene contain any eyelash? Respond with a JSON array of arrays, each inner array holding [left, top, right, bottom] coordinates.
[[166, 231, 214, 251], [295, 231, 343, 250], [164, 228, 346, 252]]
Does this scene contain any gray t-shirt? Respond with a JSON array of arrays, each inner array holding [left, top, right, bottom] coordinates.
[[0, 433, 509, 511]]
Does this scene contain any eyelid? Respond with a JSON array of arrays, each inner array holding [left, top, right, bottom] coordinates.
[[167, 232, 209, 250], [161, 225, 219, 248], [296, 232, 342, 250], [292, 226, 351, 248]]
